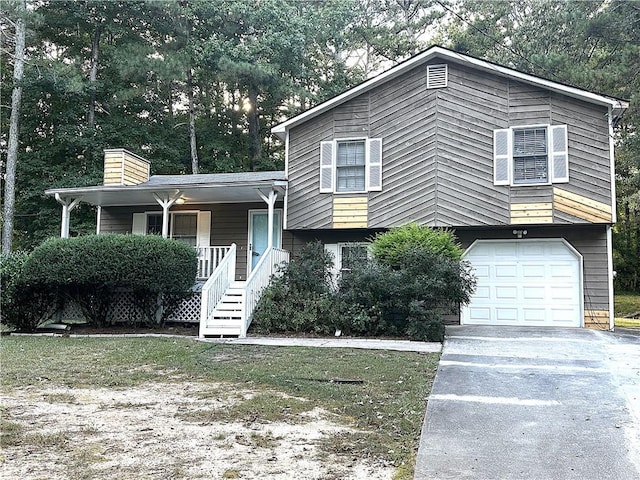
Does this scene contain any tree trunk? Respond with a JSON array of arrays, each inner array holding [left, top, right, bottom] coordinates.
[[187, 67, 199, 174], [2, 0, 26, 254], [88, 24, 101, 129], [247, 83, 261, 172]]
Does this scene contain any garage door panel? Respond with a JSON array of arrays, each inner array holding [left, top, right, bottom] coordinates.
[[522, 308, 547, 322], [474, 286, 490, 299], [495, 265, 517, 278], [522, 286, 545, 300], [474, 265, 490, 279], [495, 243, 517, 257], [550, 264, 576, 279], [495, 286, 517, 299], [520, 243, 545, 256], [468, 307, 491, 322], [496, 308, 518, 322], [551, 286, 577, 301], [462, 240, 582, 327]]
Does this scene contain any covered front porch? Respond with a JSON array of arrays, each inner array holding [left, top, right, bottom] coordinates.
[[44, 150, 290, 337]]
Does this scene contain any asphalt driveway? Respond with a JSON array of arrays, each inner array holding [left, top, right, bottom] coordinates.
[[414, 326, 640, 480]]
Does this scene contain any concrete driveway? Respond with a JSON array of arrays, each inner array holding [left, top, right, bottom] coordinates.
[[415, 326, 640, 480]]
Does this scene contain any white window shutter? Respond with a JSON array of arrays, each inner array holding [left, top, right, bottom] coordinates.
[[550, 125, 569, 183], [197, 211, 211, 247], [132, 213, 146, 235], [493, 129, 510, 185], [319, 141, 334, 193], [367, 138, 383, 192]]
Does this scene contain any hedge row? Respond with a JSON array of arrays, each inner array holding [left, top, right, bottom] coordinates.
[[1, 234, 197, 331]]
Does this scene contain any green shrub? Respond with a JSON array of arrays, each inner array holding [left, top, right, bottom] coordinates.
[[21, 235, 197, 327], [1, 251, 58, 331], [369, 223, 463, 268], [251, 241, 341, 334], [252, 239, 476, 342], [339, 248, 476, 341]]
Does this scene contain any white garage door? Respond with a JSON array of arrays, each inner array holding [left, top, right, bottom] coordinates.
[[462, 240, 582, 327]]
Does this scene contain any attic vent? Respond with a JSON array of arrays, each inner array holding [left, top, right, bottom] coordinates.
[[426, 64, 448, 89]]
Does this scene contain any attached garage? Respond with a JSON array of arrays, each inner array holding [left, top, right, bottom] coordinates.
[[461, 239, 583, 327]]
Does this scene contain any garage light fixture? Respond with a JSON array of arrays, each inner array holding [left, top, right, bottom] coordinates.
[[512, 229, 528, 239]]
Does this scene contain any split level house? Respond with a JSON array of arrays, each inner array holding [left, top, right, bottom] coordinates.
[[46, 46, 628, 337]]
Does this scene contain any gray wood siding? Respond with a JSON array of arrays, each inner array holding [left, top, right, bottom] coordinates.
[[435, 64, 510, 226], [368, 65, 439, 226], [100, 203, 292, 282], [510, 186, 553, 204], [286, 58, 613, 230], [288, 113, 334, 229], [100, 206, 158, 233], [550, 94, 611, 206]]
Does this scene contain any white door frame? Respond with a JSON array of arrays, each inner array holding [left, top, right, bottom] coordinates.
[[247, 209, 283, 276]]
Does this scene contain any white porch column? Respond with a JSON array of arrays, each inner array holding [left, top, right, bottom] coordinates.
[[257, 189, 278, 249], [54, 193, 80, 239], [153, 191, 182, 239], [96, 206, 102, 234]]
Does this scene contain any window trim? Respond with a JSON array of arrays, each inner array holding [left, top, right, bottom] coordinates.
[[512, 126, 549, 185], [325, 242, 370, 281], [336, 242, 370, 272], [319, 137, 383, 194], [335, 139, 367, 193], [493, 124, 569, 187]]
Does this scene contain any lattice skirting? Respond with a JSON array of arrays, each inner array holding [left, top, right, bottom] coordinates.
[[55, 291, 202, 324]]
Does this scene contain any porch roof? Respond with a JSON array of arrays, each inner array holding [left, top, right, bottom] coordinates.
[[45, 171, 287, 207]]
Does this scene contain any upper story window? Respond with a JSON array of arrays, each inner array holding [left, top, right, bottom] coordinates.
[[513, 127, 548, 184], [319, 138, 382, 193], [494, 124, 568, 186], [336, 140, 366, 192]]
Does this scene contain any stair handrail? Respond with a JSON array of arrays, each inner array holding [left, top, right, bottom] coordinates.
[[199, 243, 236, 338], [242, 246, 289, 336]]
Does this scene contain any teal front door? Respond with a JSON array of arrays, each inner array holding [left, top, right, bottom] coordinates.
[[248, 210, 282, 274]]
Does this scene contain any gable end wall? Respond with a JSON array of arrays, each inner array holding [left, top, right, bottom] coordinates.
[[286, 60, 613, 230]]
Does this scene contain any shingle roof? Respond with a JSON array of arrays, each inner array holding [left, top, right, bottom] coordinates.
[[144, 171, 286, 187]]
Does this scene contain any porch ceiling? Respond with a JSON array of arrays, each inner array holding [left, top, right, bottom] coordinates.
[[45, 171, 287, 207]]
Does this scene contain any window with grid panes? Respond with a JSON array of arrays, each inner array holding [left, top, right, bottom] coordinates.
[[336, 140, 366, 192], [513, 127, 548, 184], [172, 213, 198, 246], [146, 214, 162, 235]]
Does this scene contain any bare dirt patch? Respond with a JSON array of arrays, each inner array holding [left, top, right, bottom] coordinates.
[[1, 382, 395, 480]]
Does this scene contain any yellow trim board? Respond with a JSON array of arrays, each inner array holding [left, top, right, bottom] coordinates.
[[553, 188, 612, 223], [585, 310, 610, 330], [333, 197, 368, 229], [510, 203, 552, 225]]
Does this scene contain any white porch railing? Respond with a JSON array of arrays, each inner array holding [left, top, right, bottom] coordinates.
[[197, 246, 232, 279], [242, 247, 289, 336], [199, 243, 236, 337]]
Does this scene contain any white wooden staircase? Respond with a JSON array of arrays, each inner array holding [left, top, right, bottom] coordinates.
[[199, 244, 289, 338], [204, 282, 246, 336]]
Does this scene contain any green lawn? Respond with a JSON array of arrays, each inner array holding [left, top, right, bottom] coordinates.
[[615, 292, 640, 328], [0, 336, 438, 479]]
